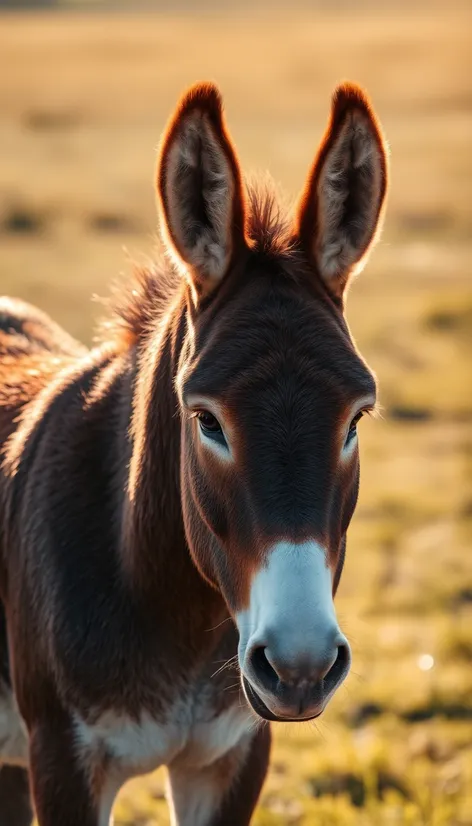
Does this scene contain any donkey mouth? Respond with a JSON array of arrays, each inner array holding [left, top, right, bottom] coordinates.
[[242, 676, 323, 723]]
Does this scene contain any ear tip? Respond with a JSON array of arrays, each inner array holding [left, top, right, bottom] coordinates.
[[331, 81, 375, 117], [177, 81, 223, 119]]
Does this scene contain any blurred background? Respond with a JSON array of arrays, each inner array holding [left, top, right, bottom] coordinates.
[[1, 1, 471, 824]]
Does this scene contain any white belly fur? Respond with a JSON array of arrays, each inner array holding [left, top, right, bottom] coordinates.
[[75, 695, 255, 826], [74, 702, 190, 778], [75, 697, 254, 778], [0, 683, 29, 767], [0, 681, 254, 777], [1, 681, 255, 826]]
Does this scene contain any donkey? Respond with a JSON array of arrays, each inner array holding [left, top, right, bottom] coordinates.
[[0, 81, 388, 825]]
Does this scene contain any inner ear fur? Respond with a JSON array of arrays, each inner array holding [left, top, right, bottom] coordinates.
[[296, 82, 388, 299], [156, 82, 246, 295]]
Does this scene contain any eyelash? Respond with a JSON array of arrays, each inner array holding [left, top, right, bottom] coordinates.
[[345, 407, 375, 446], [348, 411, 363, 435]]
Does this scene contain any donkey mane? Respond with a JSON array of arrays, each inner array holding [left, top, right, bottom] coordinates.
[[98, 252, 181, 348], [99, 177, 297, 348]]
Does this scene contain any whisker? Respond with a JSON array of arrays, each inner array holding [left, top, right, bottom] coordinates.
[[349, 670, 366, 683], [248, 716, 263, 734], [223, 682, 242, 692], [309, 720, 327, 741], [210, 654, 239, 679], [314, 717, 333, 738], [204, 616, 233, 633]]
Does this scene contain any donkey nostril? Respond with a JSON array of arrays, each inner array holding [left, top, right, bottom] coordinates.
[[251, 646, 279, 691], [248, 638, 351, 694], [323, 642, 350, 692]]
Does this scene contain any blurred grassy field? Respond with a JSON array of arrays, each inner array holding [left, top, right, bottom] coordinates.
[[1, 3, 472, 824]]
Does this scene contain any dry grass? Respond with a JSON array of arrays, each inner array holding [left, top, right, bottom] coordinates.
[[1, 3, 471, 824]]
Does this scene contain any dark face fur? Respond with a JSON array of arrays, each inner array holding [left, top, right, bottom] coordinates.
[[157, 81, 387, 721]]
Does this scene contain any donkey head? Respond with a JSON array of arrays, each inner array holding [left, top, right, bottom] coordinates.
[[156, 82, 388, 721]]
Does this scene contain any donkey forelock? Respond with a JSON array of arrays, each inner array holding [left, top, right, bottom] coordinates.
[[99, 177, 303, 350]]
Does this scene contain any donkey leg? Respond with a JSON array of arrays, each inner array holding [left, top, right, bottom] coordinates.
[[0, 765, 33, 826], [168, 723, 271, 826], [28, 718, 118, 826]]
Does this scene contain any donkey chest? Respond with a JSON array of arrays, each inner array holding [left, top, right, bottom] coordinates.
[[75, 693, 253, 778], [75, 708, 182, 776]]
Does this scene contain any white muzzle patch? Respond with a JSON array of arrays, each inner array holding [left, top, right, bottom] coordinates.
[[236, 540, 347, 705]]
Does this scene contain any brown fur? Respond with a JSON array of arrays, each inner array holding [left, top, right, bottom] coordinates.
[[0, 765, 33, 826], [0, 81, 387, 825]]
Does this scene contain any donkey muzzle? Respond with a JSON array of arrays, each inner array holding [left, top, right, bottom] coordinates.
[[236, 541, 351, 721]]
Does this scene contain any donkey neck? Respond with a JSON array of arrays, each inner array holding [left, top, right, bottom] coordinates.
[[122, 294, 227, 641]]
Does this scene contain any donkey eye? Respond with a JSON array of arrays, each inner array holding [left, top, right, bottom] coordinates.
[[196, 410, 225, 441], [197, 410, 221, 432], [346, 411, 364, 445]]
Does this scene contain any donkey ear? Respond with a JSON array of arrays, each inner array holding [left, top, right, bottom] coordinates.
[[296, 82, 388, 300], [156, 82, 246, 295]]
